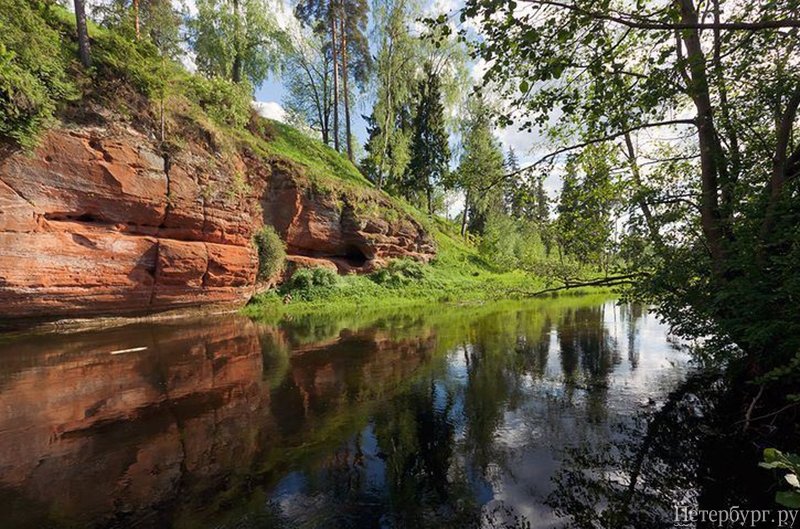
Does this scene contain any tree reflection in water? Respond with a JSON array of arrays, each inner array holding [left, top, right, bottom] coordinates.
[[547, 368, 792, 529], [0, 297, 694, 529]]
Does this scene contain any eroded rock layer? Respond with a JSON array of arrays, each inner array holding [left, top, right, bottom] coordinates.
[[0, 123, 435, 319]]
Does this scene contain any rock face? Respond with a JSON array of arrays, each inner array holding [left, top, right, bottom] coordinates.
[[262, 159, 436, 273], [0, 123, 435, 320]]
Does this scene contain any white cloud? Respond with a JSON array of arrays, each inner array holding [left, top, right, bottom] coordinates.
[[252, 101, 286, 122]]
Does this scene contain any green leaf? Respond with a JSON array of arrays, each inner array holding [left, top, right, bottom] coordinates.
[[776, 491, 800, 509], [519, 80, 529, 93]]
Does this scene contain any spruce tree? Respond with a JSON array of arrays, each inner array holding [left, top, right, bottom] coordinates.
[[452, 96, 504, 235], [405, 63, 449, 215]]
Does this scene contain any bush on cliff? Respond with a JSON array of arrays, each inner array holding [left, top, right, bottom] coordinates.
[[184, 76, 252, 129], [254, 226, 286, 281]]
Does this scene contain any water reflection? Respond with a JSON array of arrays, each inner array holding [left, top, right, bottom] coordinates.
[[0, 297, 688, 528]]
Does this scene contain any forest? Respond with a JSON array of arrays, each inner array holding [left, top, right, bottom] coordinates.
[[2, 0, 800, 524]]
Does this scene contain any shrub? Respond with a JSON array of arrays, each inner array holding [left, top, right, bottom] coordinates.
[[254, 226, 286, 281], [184, 75, 252, 129], [92, 30, 164, 97], [281, 267, 339, 301], [0, 0, 76, 148], [370, 258, 428, 287]]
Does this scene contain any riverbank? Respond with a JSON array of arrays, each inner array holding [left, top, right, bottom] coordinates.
[[243, 227, 614, 320]]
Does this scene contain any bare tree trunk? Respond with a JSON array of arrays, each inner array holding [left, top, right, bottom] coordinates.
[[74, 0, 91, 68], [340, 13, 353, 161], [330, 0, 340, 152], [624, 132, 661, 245], [133, 0, 140, 40], [461, 188, 470, 237], [232, 0, 243, 83], [678, 0, 726, 275], [322, 55, 331, 144]]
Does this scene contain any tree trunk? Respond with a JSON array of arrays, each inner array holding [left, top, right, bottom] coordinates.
[[712, 0, 739, 223], [340, 14, 353, 161], [678, 0, 726, 275], [322, 57, 331, 145], [74, 0, 91, 68], [133, 0, 140, 40], [232, 0, 243, 83], [330, 0, 340, 152], [624, 132, 661, 245], [461, 188, 470, 237], [760, 83, 800, 248]]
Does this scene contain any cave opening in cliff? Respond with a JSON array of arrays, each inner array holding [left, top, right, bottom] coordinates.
[[342, 245, 368, 267]]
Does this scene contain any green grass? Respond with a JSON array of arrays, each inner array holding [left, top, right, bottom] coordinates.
[[255, 120, 370, 187], [244, 228, 612, 320]]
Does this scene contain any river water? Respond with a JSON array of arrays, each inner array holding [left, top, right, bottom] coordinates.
[[0, 297, 691, 528]]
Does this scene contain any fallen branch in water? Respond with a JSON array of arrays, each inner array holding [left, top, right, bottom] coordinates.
[[515, 273, 645, 297]]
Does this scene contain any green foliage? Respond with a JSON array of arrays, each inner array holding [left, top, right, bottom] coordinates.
[[254, 119, 370, 186], [0, 0, 76, 148], [478, 213, 522, 271], [555, 144, 618, 267], [361, 0, 418, 190], [92, 29, 165, 96], [95, 0, 184, 59], [254, 226, 286, 281], [455, 0, 800, 398], [370, 259, 428, 287], [281, 30, 333, 144], [190, 0, 287, 85], [760, 449, 800, 508], [184, 75, 253, 128], [405, 63, 450, 213], [281, 267, 340, 301], [478, 214, 553, 273], [450, 96, 505, 234]]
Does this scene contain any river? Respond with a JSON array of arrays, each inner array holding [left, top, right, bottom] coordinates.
[[0, 296, 691, 528]]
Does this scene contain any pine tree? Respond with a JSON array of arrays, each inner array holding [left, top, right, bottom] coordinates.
[[295, 0, 370, 157], [74, 0, 91, 67], [405, 63, 450, 215], [555, 145, 615, 264], [535, 175, 548, 224], [503, 147, 522, 216]]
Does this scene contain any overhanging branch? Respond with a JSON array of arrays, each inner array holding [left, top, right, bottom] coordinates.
[[482, 119, 696, 191], [526, 0, 800, 31]]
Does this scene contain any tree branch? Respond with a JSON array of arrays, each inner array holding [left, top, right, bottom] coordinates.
[[525, 0, 800, 31], [484, 119, 696, 191], [512, 273, 645, 297]]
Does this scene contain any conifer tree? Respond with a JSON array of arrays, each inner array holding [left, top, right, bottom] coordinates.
[[405, 63, 450, 215]]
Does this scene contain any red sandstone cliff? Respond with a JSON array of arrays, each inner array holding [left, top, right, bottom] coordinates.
[[0, 123, 435, 319]]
